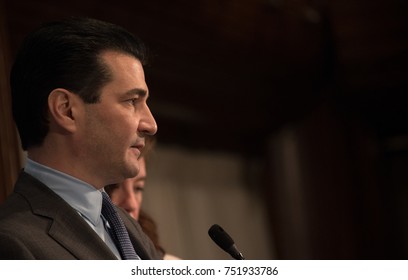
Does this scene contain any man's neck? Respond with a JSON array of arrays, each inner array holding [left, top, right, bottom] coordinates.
[[27, 147, 104, 190]]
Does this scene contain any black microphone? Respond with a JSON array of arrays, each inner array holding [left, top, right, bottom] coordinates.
[[208, 224, 245, 260]]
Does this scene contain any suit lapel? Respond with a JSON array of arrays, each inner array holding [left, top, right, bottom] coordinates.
[[48, 210, 117, 259], [15, 171, 117, 259], [118, 207, 151, 260]]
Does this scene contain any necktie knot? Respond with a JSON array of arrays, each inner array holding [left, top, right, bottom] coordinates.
[[101, 191, 140, 260]]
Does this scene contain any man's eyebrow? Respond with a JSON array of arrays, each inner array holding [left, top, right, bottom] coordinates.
[[123, 88, 148, 98]]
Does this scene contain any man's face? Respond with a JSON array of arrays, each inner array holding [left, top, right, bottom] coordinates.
[[77, 51, 157, 187], [110, 157, 147, 220]]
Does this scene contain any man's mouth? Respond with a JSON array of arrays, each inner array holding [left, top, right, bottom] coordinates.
[[130, 143, 144, 157]]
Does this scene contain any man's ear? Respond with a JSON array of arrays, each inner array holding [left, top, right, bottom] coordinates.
[[48, 88, 81, 133]]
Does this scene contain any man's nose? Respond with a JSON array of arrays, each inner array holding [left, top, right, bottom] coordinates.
[[138, 104, 157, 136]]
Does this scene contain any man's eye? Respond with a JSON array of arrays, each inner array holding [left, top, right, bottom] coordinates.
[[128, 98, 139, 106], [134, 186, 144, 193]]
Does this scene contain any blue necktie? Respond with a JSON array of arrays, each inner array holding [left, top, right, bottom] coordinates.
[[101, 192, 140, 260]]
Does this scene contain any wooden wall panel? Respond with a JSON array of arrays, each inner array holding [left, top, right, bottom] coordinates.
[[0, 1, 22, 202]]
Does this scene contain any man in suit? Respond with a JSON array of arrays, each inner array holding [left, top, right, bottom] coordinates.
[[0, 17, 161, 259]]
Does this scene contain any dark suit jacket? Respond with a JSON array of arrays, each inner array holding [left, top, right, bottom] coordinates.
[[0, 171, 163, 260]]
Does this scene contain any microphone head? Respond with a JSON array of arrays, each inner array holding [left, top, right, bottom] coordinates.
[[208, 224, 245, 260], [208, 224, 234, 251]]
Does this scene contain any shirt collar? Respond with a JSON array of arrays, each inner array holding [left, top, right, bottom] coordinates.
[[24, 158, 103, 226]]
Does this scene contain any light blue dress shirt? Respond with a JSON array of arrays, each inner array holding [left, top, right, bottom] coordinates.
[[24, 158, 121, 259]]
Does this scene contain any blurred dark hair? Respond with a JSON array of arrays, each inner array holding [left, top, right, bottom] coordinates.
[[10, 17, 148, 150], [138, 210, 165, 256]]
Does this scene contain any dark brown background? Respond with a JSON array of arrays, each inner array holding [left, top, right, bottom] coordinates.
[[1, 0, 408, 259]]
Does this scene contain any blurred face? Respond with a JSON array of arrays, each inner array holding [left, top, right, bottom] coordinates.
[[76, 51, 157, 187], [110, 157, 146, 220]]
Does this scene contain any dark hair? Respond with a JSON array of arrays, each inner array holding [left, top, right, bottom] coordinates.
[[10, 17, 148, 150], [138, 210, 165, 256]]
